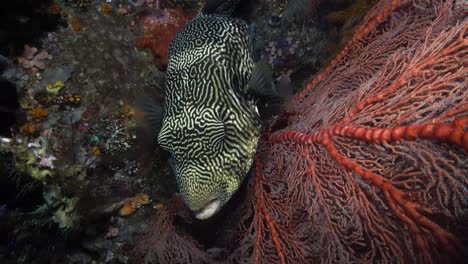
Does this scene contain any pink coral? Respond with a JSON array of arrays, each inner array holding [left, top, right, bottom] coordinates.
[[105, 227, 119, 239], [18, 45, 49, 73]]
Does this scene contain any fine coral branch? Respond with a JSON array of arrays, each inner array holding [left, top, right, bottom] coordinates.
[[319, 135, 461, 256], [253, 157, 286, 264], [268, 119, 464, 255], [430, 103, 468, 124], [292, 0, 412, 103], [131, 196, 212, 263], [341, 22, 467, 123]]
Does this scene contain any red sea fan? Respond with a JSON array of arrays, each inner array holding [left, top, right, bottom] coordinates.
[[131, 197, 214, 263], [133, 0, 467, 263], [244, 0, 467, 263]]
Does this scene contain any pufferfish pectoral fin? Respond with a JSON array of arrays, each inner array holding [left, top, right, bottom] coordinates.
[[248, 62, 293, 119], [247, 61, 293, 98], [137, 97, 164, 137], [247, 61, 275, 98]]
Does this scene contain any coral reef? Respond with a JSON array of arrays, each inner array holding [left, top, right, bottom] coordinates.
[[133, 0, 467, 263], [1, 0, 465, 263], [1, 0, 166, 262]]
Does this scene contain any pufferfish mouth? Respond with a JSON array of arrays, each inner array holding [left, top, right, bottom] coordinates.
[[194, 198, 221, 220]]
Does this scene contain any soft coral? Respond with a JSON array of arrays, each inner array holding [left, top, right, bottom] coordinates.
[[17, 44, 49, 73]]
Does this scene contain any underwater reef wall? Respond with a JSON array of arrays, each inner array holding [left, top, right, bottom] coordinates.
[[134, 0, 467, 263]]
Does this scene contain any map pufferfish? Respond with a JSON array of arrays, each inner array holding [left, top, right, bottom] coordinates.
[[145, 0, 289, 220]]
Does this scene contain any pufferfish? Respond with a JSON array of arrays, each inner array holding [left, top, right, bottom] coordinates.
[[145, 0, 290, 220]]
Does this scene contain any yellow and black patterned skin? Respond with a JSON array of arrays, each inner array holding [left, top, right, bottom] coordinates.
[[158, 10, 261, 219]]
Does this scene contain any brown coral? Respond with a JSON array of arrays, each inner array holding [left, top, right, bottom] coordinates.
[[100, 4, 112, 15], [20, 123, 35, 135], [90, 146, 100, 156], [31, 107, 48, 122], [132, 197, 211, 263], [70, 17, 83, 32], [119, 193, 151, 216]]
